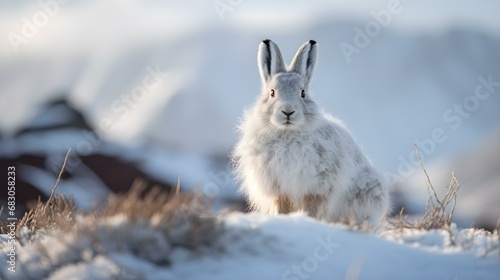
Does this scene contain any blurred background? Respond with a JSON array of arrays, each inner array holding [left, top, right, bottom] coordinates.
[[0, 0, 499, 229]]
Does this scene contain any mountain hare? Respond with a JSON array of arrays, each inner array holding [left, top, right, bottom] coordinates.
[[232, 39, 389, 224]]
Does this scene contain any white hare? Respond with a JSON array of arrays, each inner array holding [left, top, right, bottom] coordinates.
[[232, 39, 389, 224]]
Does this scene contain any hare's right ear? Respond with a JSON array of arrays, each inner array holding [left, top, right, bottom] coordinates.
[[290, 40, 318, 84], [258, 39, 286, 84]]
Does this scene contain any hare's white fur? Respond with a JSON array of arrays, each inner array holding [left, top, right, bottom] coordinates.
[[232, 39, 389, 224]]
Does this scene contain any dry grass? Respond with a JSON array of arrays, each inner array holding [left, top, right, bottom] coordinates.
[[0, 191, 76, 236], [0, 182, 220, 280], [0, 149, 221, 252], [0, 150, 222, 279], [390, 144, 460, 231], [1, 149, 76, 236], [15, 196, 76, 236], [485, 219, 500, 256], [96, 178, 220, 250], [383, 145, 499, 256]]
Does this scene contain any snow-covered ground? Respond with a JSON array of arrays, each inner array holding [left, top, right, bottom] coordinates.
[[1, 212, 499, 280]]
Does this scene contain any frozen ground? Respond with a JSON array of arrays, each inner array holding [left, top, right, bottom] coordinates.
[[1, 212, 498, 280]]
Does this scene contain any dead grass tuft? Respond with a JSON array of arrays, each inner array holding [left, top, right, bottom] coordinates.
[[0, 150, 222, 280], [17, 195, 76, 235], [485, 219, 500, 256], [390, 144, 460, 231], [1, 149, 76, 236], [97, 178, 220, 250], [0, 149, 221, 254]]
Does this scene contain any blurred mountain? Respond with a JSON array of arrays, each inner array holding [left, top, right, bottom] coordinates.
[[0, 98, 174, 218], [15, 98, 92, 136]]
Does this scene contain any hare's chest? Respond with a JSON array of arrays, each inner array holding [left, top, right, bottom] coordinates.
[[258, 136, 320, 180], [254, 136, 334, 196]]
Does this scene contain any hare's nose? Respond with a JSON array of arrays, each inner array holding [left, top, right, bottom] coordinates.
[[282, 110, 295, 117]]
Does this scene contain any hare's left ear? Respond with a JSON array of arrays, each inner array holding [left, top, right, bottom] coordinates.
[[258, 39, 286, 84], [290, 40, 318, 84]]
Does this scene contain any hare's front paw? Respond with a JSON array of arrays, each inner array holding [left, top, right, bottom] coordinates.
[[350, 179, 388, 222]]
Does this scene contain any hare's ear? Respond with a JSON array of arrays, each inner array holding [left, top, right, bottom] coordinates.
[[258, 39, 286, 84], [290, 40, 318, 84]]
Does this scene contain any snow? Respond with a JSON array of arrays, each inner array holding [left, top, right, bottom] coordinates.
[[1, 212, 498, 279], [49, 256, 122, 280]]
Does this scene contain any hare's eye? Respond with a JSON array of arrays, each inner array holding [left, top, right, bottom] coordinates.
[[270, 89, 275, 97], [301, 89, 305, 98]]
